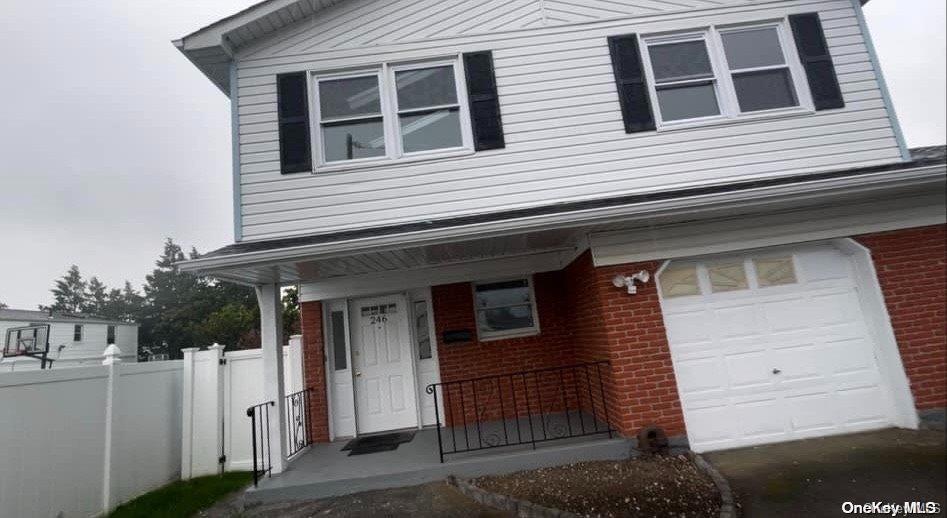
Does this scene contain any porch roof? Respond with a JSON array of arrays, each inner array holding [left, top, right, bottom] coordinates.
[[178, 147, 945, 286]]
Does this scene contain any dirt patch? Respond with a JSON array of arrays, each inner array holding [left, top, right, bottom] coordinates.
[[473, 455, 721, 517]]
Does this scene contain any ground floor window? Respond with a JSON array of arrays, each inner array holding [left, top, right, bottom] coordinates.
[[473, 277, 540, 340]]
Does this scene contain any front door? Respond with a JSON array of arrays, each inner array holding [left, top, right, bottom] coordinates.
[[350, 294, 419, 434]]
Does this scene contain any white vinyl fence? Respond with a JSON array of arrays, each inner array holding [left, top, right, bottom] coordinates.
[[0, 353, 183, 518], [0, 338, 303, 518], [181, 337, 304, 476]]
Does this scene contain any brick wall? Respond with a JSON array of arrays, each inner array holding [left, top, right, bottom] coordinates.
[[564, 252, 686, 438], [431, 271, 577, 425], [858, 224, 947, 411], [300, 301, 330, 442]]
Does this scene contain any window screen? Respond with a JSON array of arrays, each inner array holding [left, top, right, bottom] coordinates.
[[474, 279, 538, 337]]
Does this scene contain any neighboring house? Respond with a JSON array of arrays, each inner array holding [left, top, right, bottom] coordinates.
[[174, 0, 945, 470], [0, 309, 139, 371]]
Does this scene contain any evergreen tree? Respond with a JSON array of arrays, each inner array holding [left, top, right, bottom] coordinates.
[[283, 286, 301, 338], [84, 277, 109, 316], [50, 265, 87, 313]]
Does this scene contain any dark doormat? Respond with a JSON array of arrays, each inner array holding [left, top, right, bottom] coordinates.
[[342, 431, 416, 456]]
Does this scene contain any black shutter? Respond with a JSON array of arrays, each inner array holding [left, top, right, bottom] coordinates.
[[276, 72, 312, 174], [463, 52, 505, 151], [608, 34, 655, 133], [790, 13, 845, 111]]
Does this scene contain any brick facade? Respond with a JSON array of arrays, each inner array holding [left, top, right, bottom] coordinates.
[[563, 252, 686, 437], [857, 224, 947, 411], [298, 224, 945, 443], [300, 301, 330, 443]]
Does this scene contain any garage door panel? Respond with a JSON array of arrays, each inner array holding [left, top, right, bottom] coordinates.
[[734, 399, 786, 438], [837, 386, 889, 425], [825, 337, 876, 374], [664, 309, 713, 344], [724, 350, 773, 389], [685, 405, 735, 444], [661, 244, 897, 453], [675, 356, 727, 395], [772, 343, 824, 382], [785, 392, 838, 432], [713, 304, 762, 338], [760, 296, 814, 331]]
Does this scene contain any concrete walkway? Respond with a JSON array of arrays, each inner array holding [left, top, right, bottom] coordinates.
[[704, 428, 946, 517]]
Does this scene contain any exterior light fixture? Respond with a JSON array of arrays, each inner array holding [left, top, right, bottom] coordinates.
[[612, 271, 651, 294]]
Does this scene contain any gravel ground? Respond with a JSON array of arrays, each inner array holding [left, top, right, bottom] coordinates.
[[473, 455, 721, 517], [201, 482, 507, 517]]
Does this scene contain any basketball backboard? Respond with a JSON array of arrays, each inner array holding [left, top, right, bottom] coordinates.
[[3, 324, 51, 358]]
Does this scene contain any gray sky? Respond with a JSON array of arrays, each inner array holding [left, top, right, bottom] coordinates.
[[0, 0, 944, 310]]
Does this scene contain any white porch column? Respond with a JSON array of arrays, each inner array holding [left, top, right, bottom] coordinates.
[[256, 283, 288, 474]]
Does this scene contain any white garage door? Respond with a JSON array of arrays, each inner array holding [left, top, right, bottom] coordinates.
[[658, 244, 899, 452]]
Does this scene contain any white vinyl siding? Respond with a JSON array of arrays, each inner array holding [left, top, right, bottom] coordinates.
[[234, 0, 903, 241]]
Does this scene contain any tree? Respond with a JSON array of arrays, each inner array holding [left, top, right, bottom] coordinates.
[[195, 303, 259, 350], [283, 286, 301, 338], [49, 265, 87, 313], [84, 277, 109, 316], [0, 301, 7, 309]]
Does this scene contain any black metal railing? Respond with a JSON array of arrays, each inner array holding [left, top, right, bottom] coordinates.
[[247, 400, 275, 487], [426, 361, 613, 463], [285, 389, 314, 458]]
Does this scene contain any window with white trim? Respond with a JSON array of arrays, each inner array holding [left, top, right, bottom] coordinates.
[[473, 278, 540, 340], [107, 325, 116, 345], [312, 58, 472, 168], [73, 324, 83, 342], [642, 21, 810, 127]]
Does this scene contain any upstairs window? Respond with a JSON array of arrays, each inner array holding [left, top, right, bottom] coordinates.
[[721, 26, 798, 112], [641, 21, 810, 128], [317, 74, 387, 162], [73, 324, 83, 342], [107, 325, 116, 345], [647, 36, 721, 122], [473, 278, 540, 340], [313, 59, 472, 168]]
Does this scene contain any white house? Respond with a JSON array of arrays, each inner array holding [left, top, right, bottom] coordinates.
[[0, 309, 139, 372], [172, 0, 946, 480]]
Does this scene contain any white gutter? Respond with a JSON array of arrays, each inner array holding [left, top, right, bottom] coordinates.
[[178, 164, 945, 274]]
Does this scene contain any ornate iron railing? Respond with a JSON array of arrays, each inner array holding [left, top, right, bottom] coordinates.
[[246, 400, 275, 487], [426, 361, 613, 463], [285, 388, 314, 458]]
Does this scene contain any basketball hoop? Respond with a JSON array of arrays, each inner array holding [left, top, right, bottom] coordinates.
[[4, 324, 54, 368]]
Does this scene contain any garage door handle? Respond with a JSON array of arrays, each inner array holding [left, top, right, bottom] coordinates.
[[772, 368, 782, 375]]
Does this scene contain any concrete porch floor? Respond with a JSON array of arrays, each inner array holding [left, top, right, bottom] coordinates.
[[247, 427, 630, 504]]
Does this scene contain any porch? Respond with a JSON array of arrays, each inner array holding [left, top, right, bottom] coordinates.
[[247, 426, 630, 503]]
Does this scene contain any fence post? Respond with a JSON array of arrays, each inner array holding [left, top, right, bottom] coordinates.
[[180, 347, 199, 480], [101, 344, 123, 515], [288, 335, 303, 394]]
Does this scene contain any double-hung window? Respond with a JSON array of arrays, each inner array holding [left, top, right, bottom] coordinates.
[[647, 34, 723, 122], [313, 59, 472, 168], [642, 21, 810, 128], [473, 278, 540, 340]]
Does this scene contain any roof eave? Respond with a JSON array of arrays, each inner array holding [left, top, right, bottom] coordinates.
[[177, 163, 946, 277]]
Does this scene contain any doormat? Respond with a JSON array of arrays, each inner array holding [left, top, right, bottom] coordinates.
[[342, 431, 416, 456]]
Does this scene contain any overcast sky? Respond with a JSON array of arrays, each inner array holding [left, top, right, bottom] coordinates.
[[0, 0, 944, 310]]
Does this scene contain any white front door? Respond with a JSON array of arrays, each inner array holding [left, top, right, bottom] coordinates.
[[659, 244, 901, 452], [350, 295, 419, 434]]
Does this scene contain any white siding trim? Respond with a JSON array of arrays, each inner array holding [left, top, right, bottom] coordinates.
[[591, 191, 946, 266]]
